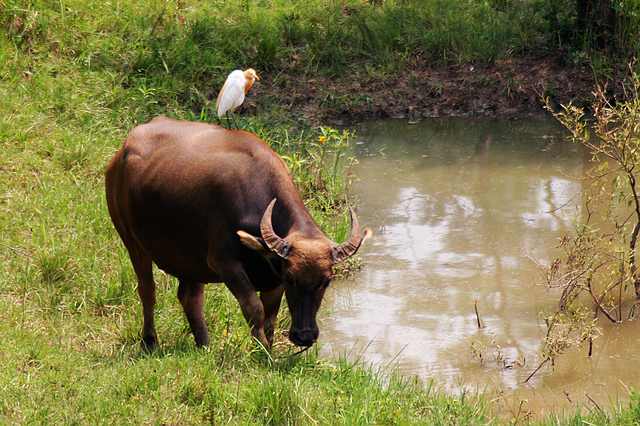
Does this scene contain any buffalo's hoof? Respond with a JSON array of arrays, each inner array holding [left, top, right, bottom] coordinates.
[[141, 335, 158, 351]]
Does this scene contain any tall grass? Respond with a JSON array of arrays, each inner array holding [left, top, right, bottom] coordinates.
[[6, 0, 627, 118]]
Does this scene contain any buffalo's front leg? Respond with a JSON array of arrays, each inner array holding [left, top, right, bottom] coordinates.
[[261, 286, 284, 347], [221, 264, 269, 348], [177, 281, 209, 347]]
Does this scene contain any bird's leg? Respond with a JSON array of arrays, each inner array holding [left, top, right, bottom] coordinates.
[[233, 114, 241, 130], [213, 104, 222, 126], [225, 113, 233, 129]]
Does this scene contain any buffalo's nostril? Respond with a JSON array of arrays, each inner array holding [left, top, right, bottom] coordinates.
[[289, 328, 318, 347]]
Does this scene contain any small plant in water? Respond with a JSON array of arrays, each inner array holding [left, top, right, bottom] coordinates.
[[470, 333, 525, 370], [531, 67, 640, 380]]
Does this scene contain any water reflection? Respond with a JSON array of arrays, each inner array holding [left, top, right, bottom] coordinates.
[[318, 118, 639, 416]]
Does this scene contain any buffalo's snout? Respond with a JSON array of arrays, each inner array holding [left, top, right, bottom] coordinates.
[[289, 327, 319, 347]]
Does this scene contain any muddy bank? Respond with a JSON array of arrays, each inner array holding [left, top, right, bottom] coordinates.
[[250, 56, 622, 123]]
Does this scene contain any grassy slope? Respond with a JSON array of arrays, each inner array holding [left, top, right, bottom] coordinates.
[[0, 1, 487, 424], [0, 0, 639, 424]]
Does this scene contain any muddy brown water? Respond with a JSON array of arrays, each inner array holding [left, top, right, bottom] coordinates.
[[319, 118, 640, 418]]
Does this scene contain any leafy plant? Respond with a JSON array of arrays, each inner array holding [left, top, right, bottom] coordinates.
[[532, 68, 640, 379]]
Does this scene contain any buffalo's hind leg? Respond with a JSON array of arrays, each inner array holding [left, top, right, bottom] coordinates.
[[177, 281, 209, 347], [129, 249, 158, 350], [106, 150, 157, 350]]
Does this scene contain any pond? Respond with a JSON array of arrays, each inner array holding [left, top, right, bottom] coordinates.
[[319, 118, 640, 417]]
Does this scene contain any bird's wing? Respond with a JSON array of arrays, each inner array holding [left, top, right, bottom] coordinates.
[[216, 70, 246, 117]]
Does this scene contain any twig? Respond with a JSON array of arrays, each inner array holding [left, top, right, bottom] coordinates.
[[564, 390, 572, 403], [524, 358, 550, 383], [587, 277, 621, 323], [585, 393, 603, 414], [618, 264, 624, 323], [627, 172, 640, 298], [544, 195, 578, 214], [474, 299, 483, 329]]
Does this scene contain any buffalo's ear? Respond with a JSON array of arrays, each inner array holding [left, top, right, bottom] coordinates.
[[237, 230, 268, 253]]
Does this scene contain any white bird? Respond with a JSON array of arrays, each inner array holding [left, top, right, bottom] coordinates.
[[216, 68, 260, 121]]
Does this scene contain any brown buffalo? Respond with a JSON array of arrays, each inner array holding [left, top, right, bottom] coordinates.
[[105, 117, 370, 349]]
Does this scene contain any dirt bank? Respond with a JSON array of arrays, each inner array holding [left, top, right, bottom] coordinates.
[[250, 56, 623, 124]]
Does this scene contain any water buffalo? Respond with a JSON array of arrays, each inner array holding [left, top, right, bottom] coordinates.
[[105, 116, 371, 349]]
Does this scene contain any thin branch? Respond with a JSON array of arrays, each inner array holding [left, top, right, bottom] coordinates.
[[618, 262, 624, 322], [586, 393, 604, 415], [524, 358, 550, 384], [587, 277, 622, 323], [474, 300, 483, 329], [627, 172, 640, 297], [544, 195, 578, 214]]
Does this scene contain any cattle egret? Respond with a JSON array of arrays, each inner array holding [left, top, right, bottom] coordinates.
[[216, 68, 259, 126]]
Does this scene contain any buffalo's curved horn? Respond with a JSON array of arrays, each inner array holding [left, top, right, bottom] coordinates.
[[332, 208, 372, 263], [260, 198, 291, 258]]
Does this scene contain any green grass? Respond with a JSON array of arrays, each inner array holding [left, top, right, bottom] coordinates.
[[7, 0, 640, 121], [0, 1, 487, 423], [0, 91, 485, 422], [0, 281, 493, 424], [2, 0, 640, 424]]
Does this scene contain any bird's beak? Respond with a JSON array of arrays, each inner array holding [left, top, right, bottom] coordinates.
[[255, 74, 260, 81]]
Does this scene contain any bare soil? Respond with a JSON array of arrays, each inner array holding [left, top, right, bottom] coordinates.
[[250, 56, 626, 123]]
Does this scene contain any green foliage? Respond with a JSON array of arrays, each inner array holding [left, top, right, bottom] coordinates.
[[578, 0, 640, 55], [538, 73, 640, 386], [3, 0, 621, 118], [127, 0, 573, 109]]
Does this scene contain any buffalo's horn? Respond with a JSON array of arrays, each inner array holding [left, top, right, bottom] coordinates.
[[260, 198, 291, 258], [332, 208, 372, 263]]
